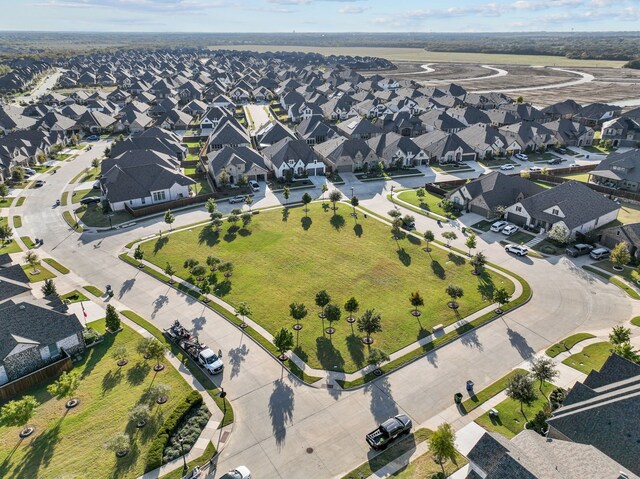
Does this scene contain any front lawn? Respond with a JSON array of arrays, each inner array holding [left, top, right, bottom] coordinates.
[[594, 261, 640, 287], [559, 172, 590, 183], [528, 152, 559, 163], [431, 163, 474, 173], [60, 289, 90, 303], [475, 381, 556, 438], [21, 264, 56, 282], [504, 231, 535, 245], [390, 448, 466, 479], [75, 204, 133, 228], [395, 189, 460, 218], [0, 240, 21, 254], [532, 238, 562, 255], [0, 320, 193, 479], [470, 220, 493, 232], [0, 197, 14, 208], [617, 203, 640, 225], [545, 333, 596, 357], [138, 202, 515, 373], [461, 368, 528, 413], [562, 341, 613, 374], [71, 188, 100, 204]]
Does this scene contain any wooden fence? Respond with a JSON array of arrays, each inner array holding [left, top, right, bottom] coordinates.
[[124, 193, 215, 218], [0, 353, 73, 401]]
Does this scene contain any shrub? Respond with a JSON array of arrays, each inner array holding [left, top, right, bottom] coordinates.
[[163, 404, 210, 463]]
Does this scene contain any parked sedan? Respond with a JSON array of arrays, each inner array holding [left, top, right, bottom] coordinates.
[[505, 244, 529, 256], [228, 195, 247, 204], [490, 220, 508, 232], [34, 180, 46, 187], [500, 164, 515, 171], [515, 153, 528, 161], [502, 224, 519, 236], [86, 135, 100, 141], [80, 196, 101, 205], [220, 466, 252, 479]]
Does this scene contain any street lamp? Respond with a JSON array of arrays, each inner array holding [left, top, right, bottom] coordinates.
[[350, 186, 354, 198], [177, 434, 188, 473]]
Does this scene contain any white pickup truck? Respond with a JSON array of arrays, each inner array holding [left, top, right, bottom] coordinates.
[[198, 348, 224, 375]]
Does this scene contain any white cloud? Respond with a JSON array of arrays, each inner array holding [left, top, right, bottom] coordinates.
[[339, 4, 366, 13]]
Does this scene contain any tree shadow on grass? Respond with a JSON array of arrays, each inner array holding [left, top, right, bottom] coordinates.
[[477, 282, 496, 302], [301, 216, 312, 231], [153, 236, 168, 255], [214, 280, 232, 297], [126, 361, 151, 386], [198, 225, 220, 247], [315, 337, 345, 372], [397, 248, 411, 267], [238, 228, 252, 237], [81, 332, 114, 379], [365, 377, 399, 424], [447, 252, 466, 266], [431, 260, 446, 280], [346, 334, 365, 368], [223, 230, 237, 243], [102, 368, 122, 395], [354, 223, 363, 237], [109, 440, 140, 479], [282, 208, 290, 222], [12, 421, 62, 478], [268, 379, 295, 449], [407, 234, 421, 246], [330, 214, 345, 231]]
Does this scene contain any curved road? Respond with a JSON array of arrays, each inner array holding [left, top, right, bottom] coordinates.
[[11, 147, 639, 478], [472, 67, 595, 93]]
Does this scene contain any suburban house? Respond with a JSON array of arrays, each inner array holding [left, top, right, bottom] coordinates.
[[601, 116, 640, 148], [456, 124, 509, 159], [449, 171, 545, 217], [262, 137, 324, 178], [254, 120, 296, 148], [336, 117, 383, 140], [414, 130, 476, 164], [499, 121, 557, 152], [366, 132, 428, 167], [544, 119, 595, 147], [589, 149, 640, 191], [599, 223, 640, 259], [314, 136, 378, 173], [206, 120, 251, 151], [207, 145, 269, 186], [547, 354, 640, 477], [574, 103, 621, 127], [504, 180, 619, 238], [295, 115, 339, 146]]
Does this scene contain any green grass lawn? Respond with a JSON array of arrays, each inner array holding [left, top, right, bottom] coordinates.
[[72, 188, 100, 204], [15, 197, 26, 207], [504, 231, 535, 245], [60, 289, 90, 303], [0, 240, 21, 254], [582, 265, 640, 300], [532, 238, 562, 255], [528, 152, 559, 163], [461, 368, 528, 413], [80, 169, 101, 183], [12, 216, 22, 228], [43, 258, 70, 274], [0, 319, 192, 479], [390, 449, 466, 479], [594, 261, 640, 287], [617, 203, 640, 225], [21, 264, 56, 282], [562, 341, 613, 374], [395, 189, 460, 218], [20, 236, 36, 249], [430, 163, 474, 173], [470, 220, 493, 232], [84, 285, 105, 297], [546, 333, 596, 357], [75, 204, 132, 228], [192, 179, 212, 195], [0, 197, 14, 208], [475, 381, 556, 439], [560, 172, 591, 183], [139, 203, 515, 372], [632, 316, 640, 327]]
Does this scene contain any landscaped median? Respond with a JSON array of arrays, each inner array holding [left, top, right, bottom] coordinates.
[[545, 333, 595, 358], [43, 257, 70, 274], [582, 264, 640, 300], [562, 341, 613, 374]]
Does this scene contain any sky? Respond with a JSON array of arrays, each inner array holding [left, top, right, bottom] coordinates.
[[0, 0, 639, 32]]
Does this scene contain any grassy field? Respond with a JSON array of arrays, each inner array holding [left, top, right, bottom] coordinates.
[[395, 189, 459, 218], [208, 45, 626, 67], [139, 203, 515, 372], [43, 258, 70, 275], [475, 381, 556, 439], [0, 320, 192, 479], [632, 316, 640, 327], [562, 341, 613, 374], [461, 368, 528, 413], [545, 333, 596, 358]]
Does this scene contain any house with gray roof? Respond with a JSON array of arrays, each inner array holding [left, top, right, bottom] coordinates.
[[207, 146, 269, 186], [543, 119, 594, 147], [336, 117, 383, 140], [314, 136, 378, 173], [295, 115, 339, 146], [599, 222, 640, 259], [414, 130, 476, 165], [601, 116, 640, 148], [504, 180, 619, 238], [589, 149, 640, 191], [366, 132, 428, 167], [263, 137, 324, 178]]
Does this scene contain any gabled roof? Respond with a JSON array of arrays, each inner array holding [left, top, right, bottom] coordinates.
[[263, 137, 317, 167], [591, 149, 640, 182], [206, 146, 268, 176]]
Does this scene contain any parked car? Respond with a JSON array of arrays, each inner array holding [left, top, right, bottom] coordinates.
[[86, 135, 99, 141], [220, 466, 252, 479], [566, 243, 594, 257], [34, 180, 45, 187], [590, 247, 610, 260], [502, 224, 519, 236], [515, 153, 528, 161], [570, 163, 580, 167], [366, 415, 412, 450], [548, 158, 562, 165], [229, 195, 247, 204], [249, 180, 260, 192], [79, 196, 101, 205], [529, 166, 542, 172], [490, 220, 508, 232], [505, 244, 529, 256], [500, 164, 515, 171], [23, 167, 36, 176], [197, 348, 224, 375], [555, 147, 567, 154]]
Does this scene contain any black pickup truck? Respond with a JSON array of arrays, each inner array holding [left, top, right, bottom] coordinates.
[[366, 415, 412, 450]]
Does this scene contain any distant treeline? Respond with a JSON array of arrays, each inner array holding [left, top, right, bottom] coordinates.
[[0, 31, 639, 62]]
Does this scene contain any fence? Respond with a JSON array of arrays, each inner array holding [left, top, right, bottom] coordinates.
[[0, 353, 73, 401], [124, 193, 215, 218]]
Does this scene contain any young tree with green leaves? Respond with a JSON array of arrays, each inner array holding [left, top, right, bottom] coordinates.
[[164, 262, 175, 283], [219, 261, 234, 278], [324, 303, 341, 334], [321, 183, 328, 203], [145, 339, 167, 371], [410, 291, 424, 316], [47, 370, 81, 409], [206, 255, 220, 271], [344, 296, 359, 323], [506, 372, 538, 421], [0, 395, 39, 438], [41, 278, 57, 296], [241, 212, 252, 228], [205, 198, 218, 220], [350, 195, 359, 216], [236, 301, 251, 328], [329, 190, 342, 212], [530, 357, 558, 398], [0, 224, 12, 246], [493, 287, 511, 311], [423, 230, 434, 252], [614, 342, 640, 364], [105, 432, 131, 457], [471, 251, 486, 275], [445, 284, 464, 309], [105, 304, 120, 332], [148, 383, 171, 404], [244, 195, 253, 211], [465, 233, 477, 256], [416, 187, 426, 206], [227, 208, 240, 227], [133, 245, 144, 265], [357, 309, 383, 345], [301, 192, 312, 215], [164, 209, 175, 231], [128, 404, 150, 427], [289, 302, 308, 330], [24, 250, 40, 274], [273, 327, 294, 361], [388, 208, 401, 219], [211, 212, 223, 232], [111, 345, 128, 366], [315, 290, 330, 318], [548, 224, 570, 244], [428, 423, 457, 476], [282, 186, 290, 205], [183, 257, 198, 270], [0, 182, 8, 200], [136, 337, 154, 361], [609, 325, 632, 346], [442, 230, 457, 247], [610, 242, 631, 269]]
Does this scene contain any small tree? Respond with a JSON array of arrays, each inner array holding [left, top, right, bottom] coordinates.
[[442, 231, 457, 247], [465, 233, 477, 256], [445, 284, 464, 309], [12, 167, 24, 183], [357, 308, 383, 345], [520, 170, 531, 179], [183, 258, 199, 270], [610, 242, 631, 269], [609, 325, 632, 346], [206, 255, 220, 271], [0, 182, 8, 200], [205, 198, 218, 219], [191, 265, 206, 280], [289, 302, 308, 330], [47, 370, 81, 407], [238, 175, 248, 188], [111, 345, 128, 366], [136, 337, 154, 360], [41, 278, 57, 296], [321, 183, 328, 203], [428, 423, 457, 476], [133, 245, 144, 265], [530, 357, 558, 398], [344, 296, 359, 323], [367, 348, 390, 368], [471, 251, 486, 275], [315, 290, 330, 318], [241, 212, 252, 228], [105, 432, 130, 457], [388, 208, 401, 220], [350, 195, 359, 215], [409, 291, 424, 316], [273, 327, 294, 361], [506, 372, 538, 421], [516, 96, 524, 104], [324, 303, 341, 334], [0, 395, 39, 438], [164, 263, 175, 283], [164, 209, 175, 231], [282, 186, 290, 205], [329, 190, 342, 212], [128, 404, 150, 427], [493, 287, 511, 312], [211, 212, 223, 232], [105, 304, 121, 332], [146, 339, 167, 370], [219, 170, 230, 187], [614, 342, 640, 364], [548, 224, 570, 244], [219, 261, 234, 277], [91, 158, 100, 170], [416, 187, 426, 205], [301, 192, 312, 215], [0, 224, 12, 246], [236, 302, 252, 328], [227, 210, 240, 226], [24, 250, 40, 274], [423, 230, 434, 252], [148, 383, 171, 404], [244, 195, 253, 211]]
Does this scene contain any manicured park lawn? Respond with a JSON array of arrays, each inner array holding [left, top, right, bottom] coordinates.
[[0, 320, 192, 479], [395, 189, 460, 218], [545, 333, 595, 358], [139, 202, 515, 372], [562, 341, 613, 374], [475, 381, 556, 439]]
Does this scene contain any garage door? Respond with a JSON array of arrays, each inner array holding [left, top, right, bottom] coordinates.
[[336, 164, 353, 173], [507, 213, 527, 226], [309, 167, 324, 176]]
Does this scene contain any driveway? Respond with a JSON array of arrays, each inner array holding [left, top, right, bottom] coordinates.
[[245, 104, 272, 134]]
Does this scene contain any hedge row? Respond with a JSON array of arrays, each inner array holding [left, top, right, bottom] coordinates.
[[145, 390, 203, 472]]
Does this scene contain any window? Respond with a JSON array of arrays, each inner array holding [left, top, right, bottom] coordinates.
[[552, 208, 559, 215], [48, 343, 59, 358], [141, 197, 146, 205], [516, 206, 522, 212], [153, 191, 166, 202]]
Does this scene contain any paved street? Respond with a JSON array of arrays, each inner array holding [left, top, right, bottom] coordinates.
[[9, 144, 640, 479]]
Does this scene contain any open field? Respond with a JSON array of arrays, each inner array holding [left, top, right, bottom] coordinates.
[[209, 45, 626, 67], [139, 203, 515, 372], [0, 320, 192, 479]]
